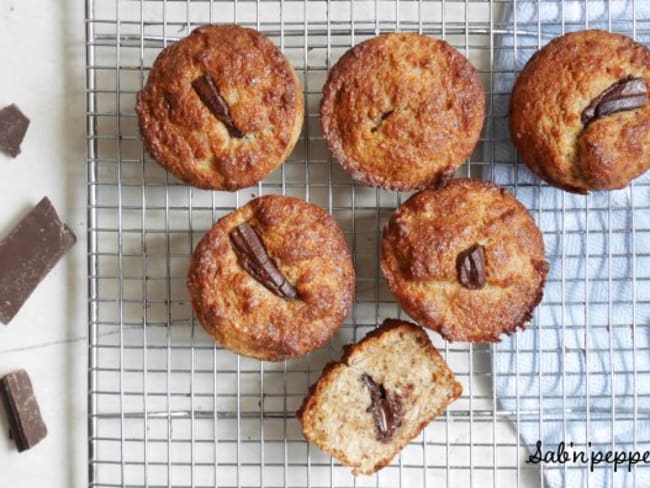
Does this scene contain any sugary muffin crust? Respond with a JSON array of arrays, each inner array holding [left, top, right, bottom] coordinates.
[[187, 195, 354, 361], [137, 24, 304, 191], [298, 320, 462, 475], [380, 179, 548, 342], [510, 29, 650, 193], [320, 33, 485, 191]]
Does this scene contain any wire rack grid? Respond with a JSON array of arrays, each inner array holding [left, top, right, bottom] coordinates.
[[86, 0, 650, 487]]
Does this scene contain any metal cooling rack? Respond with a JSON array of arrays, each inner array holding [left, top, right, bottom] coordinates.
[[86, 1, 650, 487]]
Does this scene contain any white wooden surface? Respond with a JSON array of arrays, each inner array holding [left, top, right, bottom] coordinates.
[[0, 1, 86, 487]]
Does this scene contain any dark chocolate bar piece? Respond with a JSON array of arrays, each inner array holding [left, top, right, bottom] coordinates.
[[0, 197, 76, 324], [0, 104, 30, 158], [0, 370, 47, 452], [229, 222, 298, 299], [361, 373, 404, 443], [581, 76, 648, 126], [456, 243, 486, 290], [192, 73, 244, 138]]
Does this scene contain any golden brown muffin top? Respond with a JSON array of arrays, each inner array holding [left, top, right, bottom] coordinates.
[[510, 29, 650, 193], [136, 24, 303, 191], [187, 195, 355, 361], [380, 179, 548, 342], [320, 33, 485, 191]]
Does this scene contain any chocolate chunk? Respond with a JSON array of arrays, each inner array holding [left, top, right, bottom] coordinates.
[[456, 243, 486, 290], [581, 76, 648, 125], [192, 73, 244, 138], [381, 110, 395, 121], [230, 222, 297, 299], [371, 110, 395, 133], [0, 104, 30, 158], [430, 167, 456, 189], [0, 370, 47, 452], [361, 374, 404, 443], [0, 197, 76, 324]]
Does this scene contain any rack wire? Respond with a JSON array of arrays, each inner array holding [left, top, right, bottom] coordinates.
[[87, 1, 650, 487]]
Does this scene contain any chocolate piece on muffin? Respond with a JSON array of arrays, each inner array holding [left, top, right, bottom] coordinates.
[[380, 179, 548, 342], [136, 24, 304, 191], [510, 29, 650, 193], [187, 195, 354, 361], [320, 33, 485, 191], [298, 319, 462, 475]]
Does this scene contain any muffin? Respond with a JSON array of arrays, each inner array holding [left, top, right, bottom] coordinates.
[[187, 195, 354, 361], [320, 33, 485, 191], [298, 319, 462, 475], [510, 29, 650, 193], [136, 24, 304, 191], [380, 179, 548, 342]]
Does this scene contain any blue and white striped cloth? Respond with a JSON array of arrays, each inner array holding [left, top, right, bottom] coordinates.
[[492, 1, 650, 487]]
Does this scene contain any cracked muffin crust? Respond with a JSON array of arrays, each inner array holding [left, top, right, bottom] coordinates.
[[136, 24, 304, 191], [320, 33, 485, 191], [298, 319, 462, 475], [510, 29, 650, 193], [187, 195, 354, 361], [380, 179, 548, 342]]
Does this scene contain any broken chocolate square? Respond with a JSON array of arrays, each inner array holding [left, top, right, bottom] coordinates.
[[0, 104, 30, 158], [456, 243, 486, 290], [0, 197, 76, 324], [581, 76, 648, 126], [361, 373, 404, 443], [0, 369, 47, 452], [192, 74, 243, 138], [229, 222, 298, 299]]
